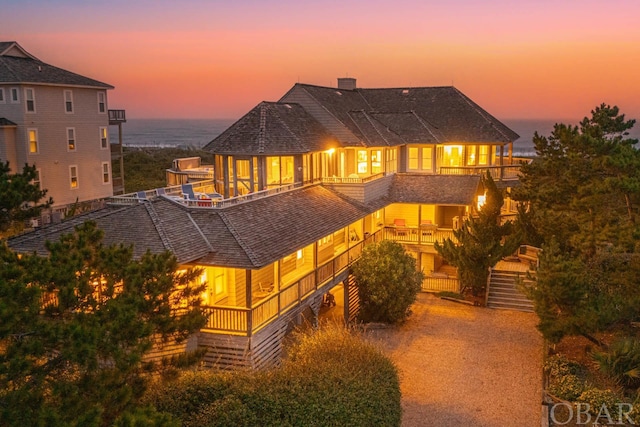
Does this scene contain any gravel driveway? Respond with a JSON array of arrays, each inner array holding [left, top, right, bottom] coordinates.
[[365, 293, 543, 427]]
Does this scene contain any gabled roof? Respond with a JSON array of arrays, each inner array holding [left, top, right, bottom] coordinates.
[[204, 101, 339, 155], [0, 41, 113, 89]]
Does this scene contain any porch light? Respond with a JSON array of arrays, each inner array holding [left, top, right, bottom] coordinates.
[[325, 148, 335, 156], [297, 249, 303, 259]]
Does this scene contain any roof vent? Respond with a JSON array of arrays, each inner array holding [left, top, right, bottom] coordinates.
[[337, 77, 356, 90], [402, 89, 409, 95]]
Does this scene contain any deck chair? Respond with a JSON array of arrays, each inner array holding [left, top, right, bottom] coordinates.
[[420, 219, 437, 236], [156, 187, 167, 197], [394, 218, 409, 236], [136, 191, 148, 202], [181, 183, 196, 200]]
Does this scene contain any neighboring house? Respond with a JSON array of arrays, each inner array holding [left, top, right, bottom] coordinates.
[[0, 41, 126, 218], [8, 78, 525, 369]]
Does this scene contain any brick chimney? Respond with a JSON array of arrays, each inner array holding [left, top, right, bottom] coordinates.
[[337, 77, 356, 90]]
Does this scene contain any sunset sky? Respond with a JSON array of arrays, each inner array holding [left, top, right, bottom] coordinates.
[[2, 0, 640, 122]]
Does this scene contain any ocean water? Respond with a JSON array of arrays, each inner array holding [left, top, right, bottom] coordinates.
[[109, 118, 236, 149], [112, 118, 640, 156]]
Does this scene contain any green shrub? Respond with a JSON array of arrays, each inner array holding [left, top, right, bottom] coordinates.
[[593, 337, 640, 389], [545, 355, 586, 401], [576, 388, 620, 414], [351, 240, 424, 324], [145, 325, 401, 427]]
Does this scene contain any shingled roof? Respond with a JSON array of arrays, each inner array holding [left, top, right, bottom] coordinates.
[[204, 102, 339, 155], [290, 84, 519, 145], [8, 175, 483, 269], [0, 41, 113, 89], [389, 174, 482, 205]]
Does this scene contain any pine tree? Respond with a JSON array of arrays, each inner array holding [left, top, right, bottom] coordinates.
[[0, 161, 52, 235], [0, 221, 206, 426], [435, 172, 520, 296], [514, 104, 640, 343]]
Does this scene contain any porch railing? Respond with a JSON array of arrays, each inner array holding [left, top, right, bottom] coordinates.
[[422, 276, 460, 293], [200, 230, 384, 336], [383, 226, 456, 245], [321, 172, 385, 184], [439, 165, 521, 180]]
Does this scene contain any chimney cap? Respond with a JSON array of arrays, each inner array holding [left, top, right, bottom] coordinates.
[[337, 77, 356, 90]]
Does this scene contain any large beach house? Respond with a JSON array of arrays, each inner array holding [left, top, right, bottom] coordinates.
[[0, 41, 126, 221], [8, 77, 525, 368]]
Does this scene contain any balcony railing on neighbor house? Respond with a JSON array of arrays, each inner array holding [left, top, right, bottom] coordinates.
[[108, 109, 127, 124], [200, 231, 382, 336]]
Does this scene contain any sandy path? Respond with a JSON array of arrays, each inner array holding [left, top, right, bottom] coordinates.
[[365, 293, 544, 426]]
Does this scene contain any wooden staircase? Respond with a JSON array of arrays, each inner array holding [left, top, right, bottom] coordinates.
[[486, 269, 534, 312]]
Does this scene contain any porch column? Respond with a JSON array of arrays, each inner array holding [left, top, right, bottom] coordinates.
[[245, 270, 253, 336], [223, 155, 230, 198], [499, 145, 505, 181]]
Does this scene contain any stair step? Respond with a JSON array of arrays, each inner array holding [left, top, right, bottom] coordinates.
[[487, 299, 534, 308], [489, 290, 528, 299]]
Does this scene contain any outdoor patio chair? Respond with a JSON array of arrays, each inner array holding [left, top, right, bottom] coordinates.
[[181, 183, 196, 200], [420, 219, 437, 236], [393, 218, 409, 236], [136, 191, 148, 202]]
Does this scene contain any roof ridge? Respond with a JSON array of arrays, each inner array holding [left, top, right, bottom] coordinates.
[[410, 110, 441, 142], [143, 202, 175, 253], [217, 210, 261, 267], [186, 212, 214, 251], [271, 103, 309, 151]]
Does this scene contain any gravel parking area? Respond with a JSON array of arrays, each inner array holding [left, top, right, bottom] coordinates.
[[365, 293, 543, 427]]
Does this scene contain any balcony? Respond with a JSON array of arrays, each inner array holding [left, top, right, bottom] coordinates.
[[383, 225, 456, 246], [200, 231, 383, 336], [439, 164, 522, 181], [108, 109, 127, 125]]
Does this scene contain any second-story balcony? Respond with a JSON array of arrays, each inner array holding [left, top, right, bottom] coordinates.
[[383, 224, 457, 246], [108, 109, 127, 125]]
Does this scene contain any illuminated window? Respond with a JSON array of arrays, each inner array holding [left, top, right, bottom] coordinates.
[[97, 92, 106, 113], [281, 156, 294, 183], [371, 150, 382, 174], [466, 145, 477, 165], [479, 145, 489, 165], [385, 148, 397, 173], [443, 145, 463, 166], [102, 162, 110, 184], [99, 127, 108, 149], [67, 128, 76, 151], [409, 146, 433, 171], [64, 90, 73, 113], [409, 147, 419, 170], [25, 88, 35, 112], [267, 157, 281, 185], [28, 129, 38, 153], [236, 159, 250, 179], [422, 147, 433, 171], [357, 150, 368, 174], [69, 165, 79, 189]]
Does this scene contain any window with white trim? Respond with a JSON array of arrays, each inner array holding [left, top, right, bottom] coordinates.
[[67, 128, 76, 151], [408, 146, 433, 172], [99, 127, 108, 149], [33, 169, 42, 190], [69, 165, 79, 189], [97, 92, 106, 113], [64, 90, 73, 113], [28, 128, 39, 153], [101, 162, 110, 184], [0, 88, 5, 103], [10, 88, 19, 103], [25, 88, 35, 112]]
